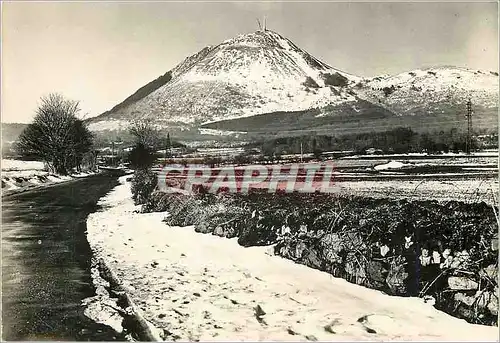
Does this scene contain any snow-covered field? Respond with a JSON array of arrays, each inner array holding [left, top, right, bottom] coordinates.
[[85, 176, 498, 341], [334, 178, 498, 205]]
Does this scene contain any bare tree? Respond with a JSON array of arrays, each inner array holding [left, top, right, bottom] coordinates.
[[127, 120, 164, 169], [16, 93, 93, 174], [129, 120, 162, 149]]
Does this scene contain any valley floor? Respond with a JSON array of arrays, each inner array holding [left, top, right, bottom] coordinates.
[[85, 176, 498, 341]]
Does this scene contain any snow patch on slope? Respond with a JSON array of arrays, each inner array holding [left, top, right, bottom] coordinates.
[[198, 128, 247, 137]]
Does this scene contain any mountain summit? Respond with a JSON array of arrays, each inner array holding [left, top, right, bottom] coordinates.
[[89, 30, 361, 132]]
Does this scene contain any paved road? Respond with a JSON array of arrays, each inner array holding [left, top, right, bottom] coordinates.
[[1, 175, 123, 341]]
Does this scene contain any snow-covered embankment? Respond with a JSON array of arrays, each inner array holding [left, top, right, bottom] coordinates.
[[1, 159, 97, 194], [85, 176, 498, 341]]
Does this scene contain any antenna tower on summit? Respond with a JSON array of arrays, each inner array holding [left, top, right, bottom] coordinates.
[[256, 18, 262, 31], [255, 16, 267, 31]]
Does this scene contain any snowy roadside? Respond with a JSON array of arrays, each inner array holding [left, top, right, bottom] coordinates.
[[1, 159, 99, 195], [85, 176, 498, 341]]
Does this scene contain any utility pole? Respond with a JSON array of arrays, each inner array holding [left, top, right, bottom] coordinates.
[[465, 98, 473, 154], [111, 141, 115, 166], [165, 132, 172, 163], [300, 141, 303, 163]]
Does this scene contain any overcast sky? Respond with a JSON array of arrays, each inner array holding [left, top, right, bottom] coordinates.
[[2, 1, 498, 123]]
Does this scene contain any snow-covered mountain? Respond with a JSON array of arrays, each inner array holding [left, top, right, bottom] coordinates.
[[355, 66, 498, 122], [88, 30, 498, 139], [88, 30, 361, 132], [201, 66, 499, 136]]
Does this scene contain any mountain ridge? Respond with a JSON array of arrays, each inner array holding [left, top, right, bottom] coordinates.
[[87, 30, 498, 140]]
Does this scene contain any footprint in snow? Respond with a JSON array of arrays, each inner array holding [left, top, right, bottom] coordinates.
[[357, 314, 395, 334], [324, 319, 342, 334]]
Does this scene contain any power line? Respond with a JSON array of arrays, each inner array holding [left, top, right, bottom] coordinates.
[[465, 99, 473, 154]]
